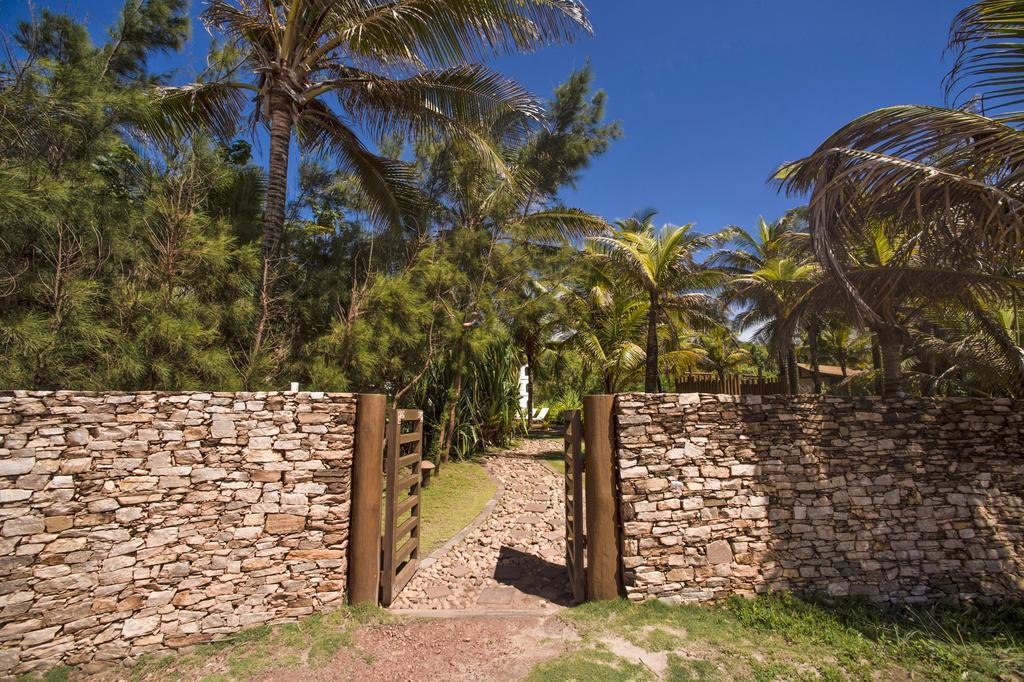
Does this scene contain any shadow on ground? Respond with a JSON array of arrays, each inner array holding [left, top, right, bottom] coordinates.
[[494, 545, 573, 606]]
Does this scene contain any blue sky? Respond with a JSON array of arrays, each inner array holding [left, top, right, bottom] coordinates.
[[2, 0, 967, 233]]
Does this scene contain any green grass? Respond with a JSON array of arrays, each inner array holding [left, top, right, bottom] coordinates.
[[526, 648, 652, 681], [384, 459, 496, 556], [16, 667, 72, 682], [529, 594, 1024, 681], [417, 459, 496, 554], [127, 604, 391, 682], [539, 452, 565, 476]]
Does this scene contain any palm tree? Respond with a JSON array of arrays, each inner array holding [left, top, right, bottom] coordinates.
[[561, 258, 647, 394], [731, 257, 817, 394], [819, 318, 869, 380], [716, 214, 814, 387], [591, 210, 725, 392], [425, 134, 607, 464], [784, 224, 1021, 396], [915, 302, 1024, 398], [715, 215, 804, 275], [566, 292, 648, 394], [695, 326, 748, 381], [775, 0, 1024, 393], [154, 0, 592, 367]]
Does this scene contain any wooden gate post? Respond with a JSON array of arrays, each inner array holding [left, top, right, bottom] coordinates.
[[583, 395, 623, 600], [348, 393, 386, 605]]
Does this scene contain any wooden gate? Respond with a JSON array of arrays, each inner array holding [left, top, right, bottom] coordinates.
[[381, 408, 424, 607], [564, 410, 586, 603]]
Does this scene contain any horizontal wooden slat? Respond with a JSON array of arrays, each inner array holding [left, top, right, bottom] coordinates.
[[398, 452, 421, 468], [393, 535, 418, 564], [395, 409, 422, 422], [394, 513, 418, 539], [396, 473, 419, 491], [393, 558, 418, 595], [395, 493, 419, 518], [398, 431, 420, 445]]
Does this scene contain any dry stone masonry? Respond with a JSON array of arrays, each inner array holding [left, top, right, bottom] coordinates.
[[616, 393, 1024, 605], [0, 390, 356, 677]]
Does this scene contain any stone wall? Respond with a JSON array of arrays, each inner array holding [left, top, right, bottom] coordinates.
[[0, 390, 357, 676], [615, 393, 1024, 604]]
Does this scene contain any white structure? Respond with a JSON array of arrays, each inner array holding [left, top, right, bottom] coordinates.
[[518, 364, 529, 412]]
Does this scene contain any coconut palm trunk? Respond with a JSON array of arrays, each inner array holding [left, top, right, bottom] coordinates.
[[251, 96, 293, 364], [786, 343, 799, 394], [645, 294, 660, 393], [870, 335, 883, 395], [876, 326, 904, 397], [808, 321, 822, 394]]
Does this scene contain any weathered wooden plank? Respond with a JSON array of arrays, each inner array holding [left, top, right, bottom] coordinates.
[[393, 557, 418, 596], [396, 472, 420, 491], [395, 493, 419, 518], [564, 409, 586, 604], [398, 452, 421, 467], [380, 407, 424, 607], [398, 431, 421, 445], [394, 513, 418, 541], [380, 408, 401, 606], [583, 396, 622, 601], [348, 394, 386, 606], [393, 535, 418, 565]]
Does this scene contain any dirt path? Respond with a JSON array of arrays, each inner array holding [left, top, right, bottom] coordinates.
[[264, 613, 577, 682], [391, 438, 571, 611]]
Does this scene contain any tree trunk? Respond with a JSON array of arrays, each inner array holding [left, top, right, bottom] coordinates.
[[778, 351, 788, 394], [786, 343, 799, 395], [808, 322, 822, 394], [871, 335, 883, 395], [644, 294, 659, 393], [438, 366, 463, 471], [251, 93, 293, 372], [876, 327, 904, 397]]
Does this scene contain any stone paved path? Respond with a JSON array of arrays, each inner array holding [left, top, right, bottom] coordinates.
[[392, 438, 572, 611]]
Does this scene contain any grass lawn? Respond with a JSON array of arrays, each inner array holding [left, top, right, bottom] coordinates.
[[539, 452, 564, 476], [128, 605, 391, 682], [526, 594, 1024, 681], [415, 459, 496, 554]]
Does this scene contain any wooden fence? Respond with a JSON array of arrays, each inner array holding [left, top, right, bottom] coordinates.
[[674, 373, 787, 396], [563, 410, 586, 603], [381, 408, 424, 607]]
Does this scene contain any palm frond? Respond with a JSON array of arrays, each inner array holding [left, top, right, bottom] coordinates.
[[308, 0, 592, 69], [946, 0, 1024, 112], [504, 207, 609, 245], [776, 105, 1024, 272], [296, 100, 423, 226], [313, 63, 541, 143], [145, 81, 251, 145]]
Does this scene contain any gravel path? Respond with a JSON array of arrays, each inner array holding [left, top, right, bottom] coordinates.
[[391, 438, 572, 611]]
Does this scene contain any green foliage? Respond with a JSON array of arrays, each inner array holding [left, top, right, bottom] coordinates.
[[0, 3, 624, 452], [417, 460, 496, 553], [542, 595, 1024, 681], [417, 336, 525, 459], [0, 1, 258, 391], [525, 649, 652, 682], [127, 605, 392, 681]]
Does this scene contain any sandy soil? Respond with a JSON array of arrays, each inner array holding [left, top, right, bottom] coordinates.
[[259, 614, 576, 682]]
